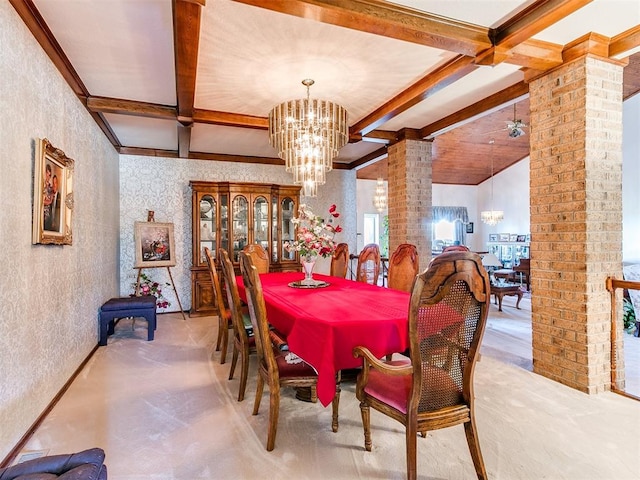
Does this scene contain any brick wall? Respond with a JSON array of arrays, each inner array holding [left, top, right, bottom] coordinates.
[[529, 55, 624, 393], [387, 139, 432, 272]]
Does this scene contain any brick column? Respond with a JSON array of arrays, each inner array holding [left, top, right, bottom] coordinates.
[[529, 54, 624, 393], [387, 138, 432, 272]]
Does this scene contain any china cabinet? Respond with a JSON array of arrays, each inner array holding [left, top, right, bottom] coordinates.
[[189, 181, 300, 316]]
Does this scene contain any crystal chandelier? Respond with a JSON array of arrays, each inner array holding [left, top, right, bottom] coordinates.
[[373, 178, 387, 212], [268, 79, 348, 197], [480, 139, 504, 226]]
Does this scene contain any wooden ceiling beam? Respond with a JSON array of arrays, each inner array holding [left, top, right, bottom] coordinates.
[[347, 146, 388, 170], [119, 147, 180, 158], [189, 151, 283, 164], [173, 0, 205, 157], [87, 96, 176, 120], [562, 32, 616, 65], [193, 109, 269, 129], [233, 0, 492, 56], [420, 81, 529, 139], [610, 25, 640, 60], [476, 0, 590, 68], [493, 0, 593, 51], [504, 39, 564, 71], [350, 55, 478, 136]]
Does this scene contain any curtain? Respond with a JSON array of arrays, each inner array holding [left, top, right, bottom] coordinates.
[[432, 206, 469, 246]]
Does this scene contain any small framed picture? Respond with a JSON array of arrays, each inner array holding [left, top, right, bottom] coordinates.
[[32, 138, 74, 245], [489, 234, 498, 242], [509, 234, 518, 242], [466, 222, 474, 234], [516, 235, 526, 242], [134, 221, 177, 268], [498, 233, 510, 242]]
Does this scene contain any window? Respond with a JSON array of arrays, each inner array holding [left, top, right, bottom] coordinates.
[[433, 220, 455, 252], [363, 213, 379, 246]]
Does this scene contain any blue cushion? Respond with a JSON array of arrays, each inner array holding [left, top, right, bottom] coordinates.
[[101, 296, 156, 311]]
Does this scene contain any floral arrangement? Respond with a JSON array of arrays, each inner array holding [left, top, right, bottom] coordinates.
[[285, 204, 342, 259], [133, 272, 171, 309]]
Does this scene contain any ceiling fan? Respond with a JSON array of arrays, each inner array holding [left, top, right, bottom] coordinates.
[[505, 103, 527, 138], [481, 103, 528, 138]]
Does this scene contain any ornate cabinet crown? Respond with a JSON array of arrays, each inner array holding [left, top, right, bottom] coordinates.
[[189, 181, 300, 316]]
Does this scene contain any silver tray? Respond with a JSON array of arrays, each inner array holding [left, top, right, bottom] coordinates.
[[288, 280, 330, 289]]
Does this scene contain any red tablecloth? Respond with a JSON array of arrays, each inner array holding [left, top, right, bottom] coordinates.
[[237, 272, 410, 406]]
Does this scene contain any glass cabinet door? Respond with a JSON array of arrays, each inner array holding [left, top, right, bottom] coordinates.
[[220, 194, 229, 254], [232, 195, 248, 261], [271, 196, 278, 262], [199, 195, 216, 265], [253, 195, 269, 254], [281, 197, 296, 261]]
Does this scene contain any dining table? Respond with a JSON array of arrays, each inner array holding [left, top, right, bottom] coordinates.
[[236, 271, 410, 408]]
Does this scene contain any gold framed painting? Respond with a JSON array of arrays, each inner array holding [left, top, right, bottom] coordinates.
[[32, 138, 74, 245], [134, 221, 177, 268]]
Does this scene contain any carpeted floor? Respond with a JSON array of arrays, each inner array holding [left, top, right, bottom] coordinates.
[[19, 298, 640, 479]]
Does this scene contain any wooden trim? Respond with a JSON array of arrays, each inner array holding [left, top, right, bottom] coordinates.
[[234, 0, 491, 56], [119, 146, 180, 158], [87, 96, 176, 120], [89, 111, 122, 148], [350, 55, 477, 136], [0, 344, 100, 468]]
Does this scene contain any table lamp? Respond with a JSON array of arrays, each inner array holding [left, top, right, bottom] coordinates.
[[481, 253, 502, 284]]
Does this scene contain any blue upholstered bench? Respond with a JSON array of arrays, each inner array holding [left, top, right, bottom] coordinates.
[[99, 296, 157, 346]]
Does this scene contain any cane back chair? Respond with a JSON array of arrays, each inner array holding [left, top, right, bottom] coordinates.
[[353, 251, 491, 480]]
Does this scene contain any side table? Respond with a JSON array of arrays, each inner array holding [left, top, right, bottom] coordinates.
[[490, 283, 523, 312]]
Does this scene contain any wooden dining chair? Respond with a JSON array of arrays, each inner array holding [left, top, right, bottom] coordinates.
[[356, 243, 381, 285], [219, 248, 256, 402], [387, 244, 419, 292], [239, 252, 340, 451], [353, 251, 491, 480], [442, 245, 470, 252], [204, 246, 232, 364], [242, 243, 270, 274], [330, 243, 349, 278]]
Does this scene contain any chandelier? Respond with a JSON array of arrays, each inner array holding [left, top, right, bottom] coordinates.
[[373, 178, 387, 212], [268, 79, 348, 197], [480, 139, 504, 226]]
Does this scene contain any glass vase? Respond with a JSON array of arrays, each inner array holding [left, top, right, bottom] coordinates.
[[301, 254, 318, 285]]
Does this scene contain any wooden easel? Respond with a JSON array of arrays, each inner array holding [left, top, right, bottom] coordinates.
[[135, 266, 187, 321]]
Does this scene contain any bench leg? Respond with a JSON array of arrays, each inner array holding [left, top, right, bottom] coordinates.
[[144, 312, 156, 341]]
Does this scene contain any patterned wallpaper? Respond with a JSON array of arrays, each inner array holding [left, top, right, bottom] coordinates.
[[119, 157, 357, 311], [0, 3, 120, 460]]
